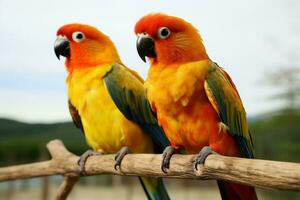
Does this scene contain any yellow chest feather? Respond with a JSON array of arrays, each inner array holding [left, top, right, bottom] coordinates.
[[145, 60, 211, 113], [67, 65, 151, 153], [145, 60, 219, 151]]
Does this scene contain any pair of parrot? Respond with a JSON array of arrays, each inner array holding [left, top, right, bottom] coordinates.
[[54, 13, 257, 200]]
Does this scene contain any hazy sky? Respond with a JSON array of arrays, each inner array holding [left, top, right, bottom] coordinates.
[[0, 0, 299, 122]]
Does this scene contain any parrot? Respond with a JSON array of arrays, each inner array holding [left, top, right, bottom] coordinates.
[[134, 13, 258, 200], [54, 23, 170, 200]]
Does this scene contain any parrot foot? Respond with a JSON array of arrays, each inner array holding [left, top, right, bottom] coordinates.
[[114, 146, 130, 170], [161, 146, 176, 173], [77, 150, 102, 175], [194, 146, 218, 170]]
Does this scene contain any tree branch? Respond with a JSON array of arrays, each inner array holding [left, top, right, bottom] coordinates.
[[0, 139, 299, 192], [56, 176, 79, 200]]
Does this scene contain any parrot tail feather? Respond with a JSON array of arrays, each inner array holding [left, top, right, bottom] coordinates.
[[217, 180, 257, 200], [139, 177, 170, 200]]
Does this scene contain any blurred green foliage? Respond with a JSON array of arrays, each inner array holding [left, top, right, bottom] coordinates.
[[250, 108, 300, 200], [0, 118, 88, 166], [250, 109, 300, 162]]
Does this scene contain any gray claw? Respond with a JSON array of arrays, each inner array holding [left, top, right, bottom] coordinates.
[[161, 146, 176, 173], [78, 150, 102, 175], [194, 146, 217, 170], [114, 146, 130, 170]]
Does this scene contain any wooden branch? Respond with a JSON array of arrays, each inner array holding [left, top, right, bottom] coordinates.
[[56, 176, 79, 200], [0, 139, 300, 192]]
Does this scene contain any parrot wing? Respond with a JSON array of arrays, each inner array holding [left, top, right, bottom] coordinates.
[[204, 62, 254, 158], [68, 100, 84, 133], [103, 63, 170, 150]]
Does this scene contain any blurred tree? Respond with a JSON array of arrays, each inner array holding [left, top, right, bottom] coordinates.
[[266, 66, 300, 111], [251, 65, 300, 200]]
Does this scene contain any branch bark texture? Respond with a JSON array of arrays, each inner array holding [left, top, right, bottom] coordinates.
[[0, 139, 299, 192]]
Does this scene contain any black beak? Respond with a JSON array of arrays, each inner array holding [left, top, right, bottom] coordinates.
[[54, 37, 70, 60], [136, 35, 156, 62]]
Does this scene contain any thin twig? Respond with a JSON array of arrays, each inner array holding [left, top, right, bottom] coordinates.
[[56, 176, 80, 200]]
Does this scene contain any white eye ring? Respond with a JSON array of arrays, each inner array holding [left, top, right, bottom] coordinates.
[[157, 27, 171, 39], [72, 31, 85, 42]]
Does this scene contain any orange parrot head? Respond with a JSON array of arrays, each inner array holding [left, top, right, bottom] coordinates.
[[54, 23, 120, 71], [135, 13, 208, 65]]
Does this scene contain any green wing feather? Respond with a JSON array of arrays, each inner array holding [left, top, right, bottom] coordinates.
[[139, 177, 170, 200], [68, 100, 84, 133], [103, 63, 170, 150], [204, 62, 254, 158], [104, 63, 170, 200]]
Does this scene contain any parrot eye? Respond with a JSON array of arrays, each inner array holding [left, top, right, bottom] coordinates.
[[72, 32, 85, 43], [157, 27, 171, 39]]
